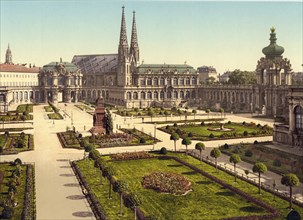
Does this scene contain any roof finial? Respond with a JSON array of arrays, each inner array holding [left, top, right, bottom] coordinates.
[[270, 27, 275, 33]]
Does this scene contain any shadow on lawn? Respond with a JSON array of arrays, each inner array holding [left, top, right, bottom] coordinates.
[[196, 180, 212, 185], [182, 171, 197, 175], [240, 205, 265, 213], [216, 191, 235, 196], [167, 164, 183, 168]]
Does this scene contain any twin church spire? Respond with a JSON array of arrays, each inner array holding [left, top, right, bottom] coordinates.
[[118, 6, 139, 65]]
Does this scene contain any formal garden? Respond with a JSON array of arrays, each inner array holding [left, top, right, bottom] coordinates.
[[0, 104, 33, 122], [0, 159, 35, 219], [0, 132, 34, 155], [45, 102, 63, 120], [72, 149, 303, 220], [57, 128, 159, 149], [160, 121, 273, 141], [75, 104, 94, 114], [219, 141, 303, 182]]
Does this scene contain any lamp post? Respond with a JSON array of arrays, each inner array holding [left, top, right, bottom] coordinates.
[[153, 123, 156, 150]]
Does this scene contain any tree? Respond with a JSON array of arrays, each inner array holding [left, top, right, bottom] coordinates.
[[126, 192, 142, 220], [281, 173, 300, 209], [219, 108, 224, 118], [113, 180, 129, 216], [252, 162, 267, 194], [181, 138, 192, 155], [195, 142, 205, 163], [164, 110, 169, 122], [21, 115, 26, 127], [229, 154, 241, 182], [148, 110, 154, 122], [210, 148, 221, 170], [228, 69, 256, 85], [170, 133, 180, 152], [206, 76, 216, 85], [192, 109, 197, 119], [105, 109, 113, 135], [206, 109, 210, 119], [103, 166, 116, 199]]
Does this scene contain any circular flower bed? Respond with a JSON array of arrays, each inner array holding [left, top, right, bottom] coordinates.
[[207, 124, 234, 132], [142, 172, 192, 195]]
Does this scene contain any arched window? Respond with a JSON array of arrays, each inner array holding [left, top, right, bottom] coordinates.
[[186, 91, 190, 98], [174, 91, 178, 99], [147, 78, 152, 86], [154, 78, 158, 86], [160, 78, 165, 86], [295, 106, 303, 130], [186, 78, 190, 85], [25, 91, 28, 100], [167, 92, 172, 99], [127, 92, 132, 100], [160, 91, 165, 99], [192, 77, 196, 85], [180, 91, 184, 99], [140, 79, 146, 86], [167, 78, 172, 86], [173, 78, 178, 85], [147, 91, 152, 99], [133, 92, 138, 100], [180, 78, 184, 85], [141, 91, 146, 99], [154, 91, 158, 99], [192, 91, 196, 99]]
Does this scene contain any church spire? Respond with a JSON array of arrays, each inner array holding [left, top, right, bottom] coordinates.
[[130, 11, 139, 64], [119, 6, 128, 59], [5, 44, 13, 64]]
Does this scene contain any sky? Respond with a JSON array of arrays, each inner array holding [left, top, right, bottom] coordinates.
[[0, 0, 302, 73]]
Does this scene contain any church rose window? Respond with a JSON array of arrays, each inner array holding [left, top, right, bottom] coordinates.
[[295, 105, 303, 130]]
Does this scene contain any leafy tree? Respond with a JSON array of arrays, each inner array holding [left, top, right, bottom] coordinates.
[[159, 147, 167, 154], [113, 180, 129, 216], [252, 162, 267, 194], [192, 109, 197, 119], [228, 69, 256, 85], [148, 110, 154, 122], [219, 108, 224, 118], [206, 109, 210, 119], [126, 192, 142, 220], [181, 138, 192, 155], [206, 76, 216, 85], [170, 133, 180, 152], [229, 154, 241, 182], [195, 142, 205, 163], [105, 109, 113, 135], [210, 148, 221, 170], [164, 110, 169, 121], [281, 173, 300, 209], [103, 166, 116, 199]]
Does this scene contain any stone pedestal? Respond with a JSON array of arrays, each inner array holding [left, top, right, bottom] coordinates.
[[90, 97, 106, 134]]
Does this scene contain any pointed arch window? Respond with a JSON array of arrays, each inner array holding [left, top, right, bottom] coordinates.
[[295, 105, 303, 130]]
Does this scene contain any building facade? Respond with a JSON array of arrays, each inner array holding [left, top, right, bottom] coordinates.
[[0, 45, 39, 112], [197, 66, 218, 84], [72, 8, 198, 108]]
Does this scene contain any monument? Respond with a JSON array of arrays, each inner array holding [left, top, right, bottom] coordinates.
[[90, 96, 106, 134]]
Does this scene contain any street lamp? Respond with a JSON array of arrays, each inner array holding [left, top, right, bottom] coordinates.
[[153, 123, 157, 150]]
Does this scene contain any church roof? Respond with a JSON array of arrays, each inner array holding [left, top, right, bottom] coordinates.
[[72, 54, 118, 74], [0, 63, 40, 73], [136, 64, 196, 74], [42, 61, 79, 72]]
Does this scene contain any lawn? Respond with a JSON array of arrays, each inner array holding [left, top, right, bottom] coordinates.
[[160, 122, 272, 141], [47, 113, 63, 120], [76, 159, 134, 219], [75, 104, 94, 112], [44, 106, 53, 112], [0, 162, 35, 219], [220, 142, 303, 182], [16, 104, 33, 113], [109, 157, 268, 220], [76, 152, 303, 219], [116, 107, 192, 118]]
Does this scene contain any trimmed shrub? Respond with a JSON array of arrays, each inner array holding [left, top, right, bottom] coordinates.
[[14, 158, 22, 165], [254, 140, 259, 145], [223, 143, 229, 149], [173, 123, 178, 127], [160, 147, 167, 155], [188, 132, 193, 137], [140, 137, 146, 144], [2, 206, 14, 219], [243, 130, 248, 136], [209, 133, 214, 138], [165, 125, 170, 130], [245, 149, 253, 157], [273, 159, 282, 167], [227, 121, 231, 124], [242, 121, 246, 125], [200, 121, 205, 126]]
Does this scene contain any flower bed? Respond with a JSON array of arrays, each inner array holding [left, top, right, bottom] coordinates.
[[142, 172, 192, 195], [110, 151, 153, 160]]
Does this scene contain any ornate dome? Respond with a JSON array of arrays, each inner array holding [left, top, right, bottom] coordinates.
[[262, 27, 284, 59]]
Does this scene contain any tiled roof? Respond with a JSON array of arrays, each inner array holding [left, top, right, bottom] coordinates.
[[136, 64, 196, 74], [0, 64, 40, 73], [72, 54, 118, 74]]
